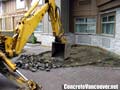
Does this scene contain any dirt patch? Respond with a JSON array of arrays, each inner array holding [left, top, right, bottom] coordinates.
[[16, 45, 120, 72], [64, 45, 120, 67]]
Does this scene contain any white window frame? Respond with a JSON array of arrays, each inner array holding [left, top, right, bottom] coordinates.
[[74, 17, 96, 34], [101, 13, 115, 36]]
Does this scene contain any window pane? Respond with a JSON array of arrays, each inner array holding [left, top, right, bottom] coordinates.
[[102, 24, 107, 34], [102, 16, 107, 22], [110, 23, 114, 34], [106, 24, 110, 34], [87, 24, 96, 33], [108, 16, 115, 21], [76, 18, 84, 23], [87, 18, 96, 23], [16, 0, 25, 9], [102, 23, 114, 34], [107, 23, 114, 34], [80, 24, 87, 32], [76, 24, 80, 32], [76, 24, 87, 33]]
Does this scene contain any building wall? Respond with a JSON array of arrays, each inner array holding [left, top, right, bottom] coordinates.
[[97, 0, 120, 11], [73, 8, 120, 55], [67, 0, 120, 55], [96, 0, 111, 6], [4, 0, 16, 14], [69, 0, 98, 33], [2, 0, 120, 55], [0, 0, 28, 31]]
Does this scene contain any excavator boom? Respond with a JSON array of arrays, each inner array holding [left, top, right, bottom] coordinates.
[[4, 0, 69, 59], [0, 51, 41, 90], [0, 0, 70, 89]]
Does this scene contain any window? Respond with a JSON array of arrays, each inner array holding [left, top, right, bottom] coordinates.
[[35, 21, 43, 32], [101, 13, 115, 35], [75, 17, 96, 34], [31, 0, 42, 6], [16, 0, 25, 9], [0, 18, 2, 30], [0, 3, 2, 15]]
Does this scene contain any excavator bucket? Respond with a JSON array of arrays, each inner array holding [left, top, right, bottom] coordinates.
[[26, 80, 42, 90], [52, 42, 71, 59]]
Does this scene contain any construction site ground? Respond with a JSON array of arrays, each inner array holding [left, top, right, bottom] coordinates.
[[1, 67, 120, 90], [1, 43, 120, 90]]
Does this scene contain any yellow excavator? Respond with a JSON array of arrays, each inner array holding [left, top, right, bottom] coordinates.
[[0, 0, 69, 89]]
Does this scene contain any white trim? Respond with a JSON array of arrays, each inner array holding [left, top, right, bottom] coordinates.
[[75, 32, 96, 35], [100, 34, 114, 37]]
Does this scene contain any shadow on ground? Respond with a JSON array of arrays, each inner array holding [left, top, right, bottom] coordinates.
[[0, 74, 18, 90]]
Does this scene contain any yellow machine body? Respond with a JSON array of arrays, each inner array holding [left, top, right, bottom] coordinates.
[[0, 0, 69, 89]]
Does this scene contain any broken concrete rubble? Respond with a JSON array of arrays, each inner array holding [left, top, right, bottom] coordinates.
[[15, 45, 120, 72], [15, 51, 63, 72]]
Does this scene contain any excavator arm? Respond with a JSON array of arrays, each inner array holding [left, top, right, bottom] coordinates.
[[4, 0, 67, 57], [14, 1, 49, 55], [0, 0, 69, 89], [0, 51, 41, 90]]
